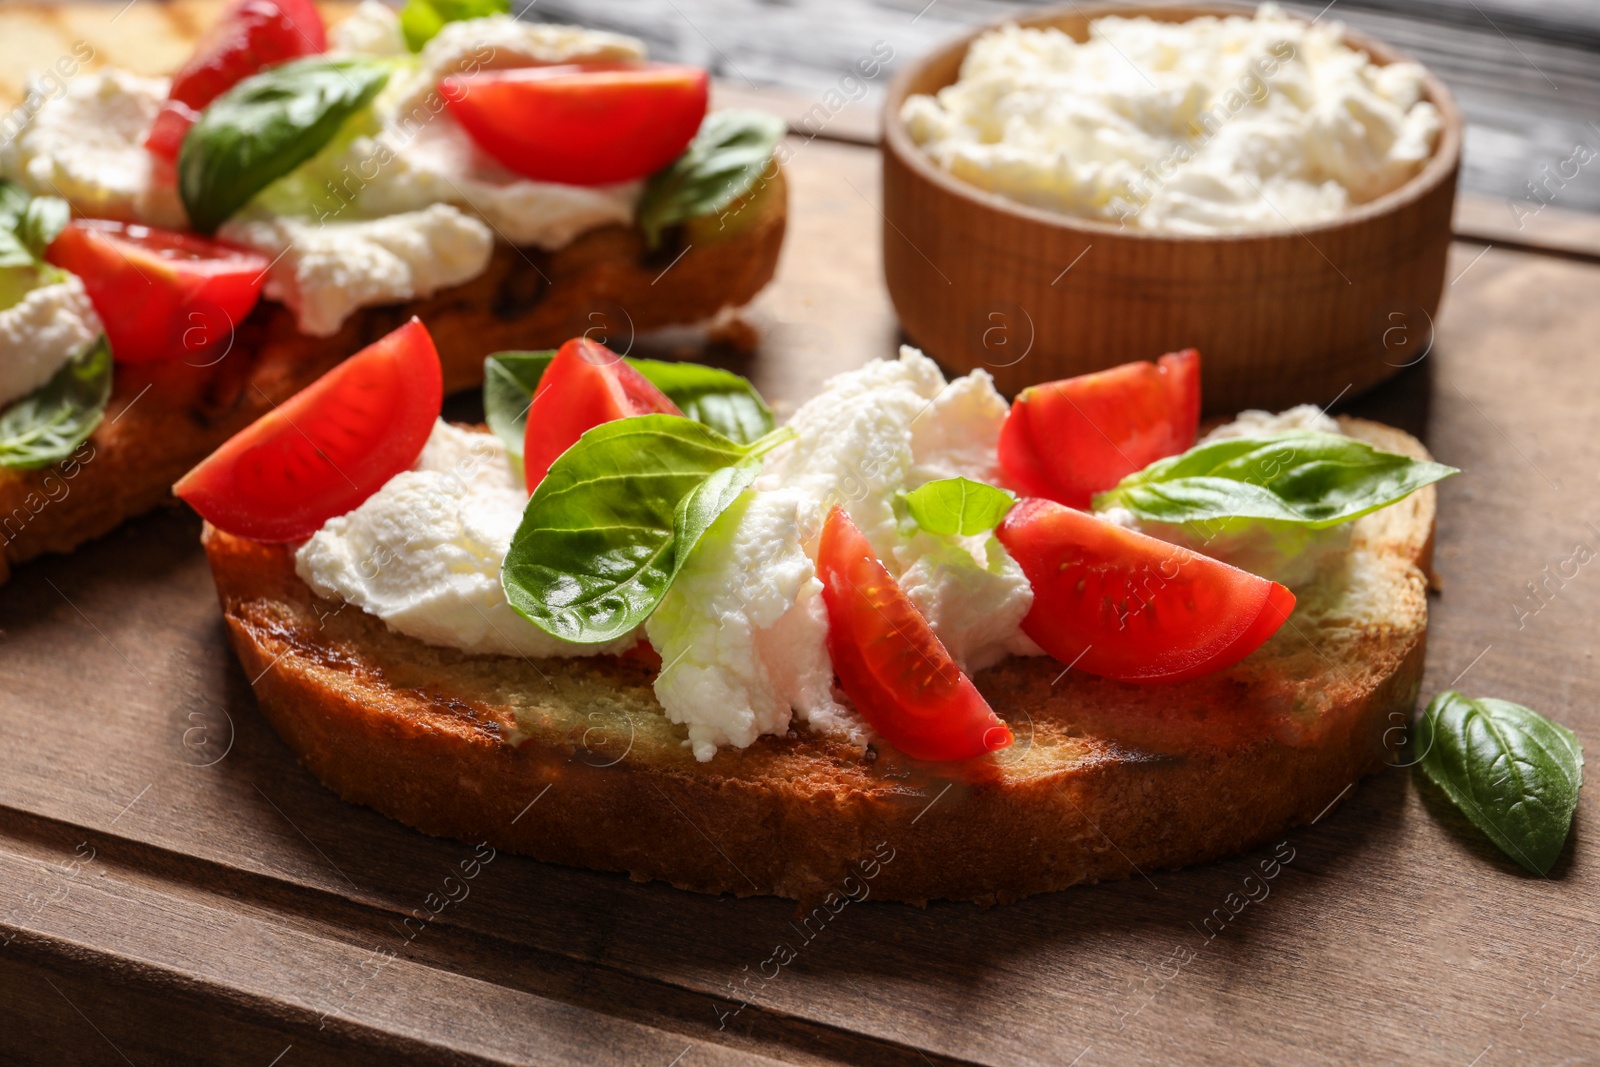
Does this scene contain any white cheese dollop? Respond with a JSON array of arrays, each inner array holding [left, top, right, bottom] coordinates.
[[897, 529, 1039, 673], [1095, 403, 1352, 588], [219, 204, 494, 337], [647, 349, 1040, 760], [417, 14, 645, 82], [328, 0, 408, 56], [900, 3, 1441, 232], [1198, 402, 1340, 442], [759, 348, 949, 558], [295, 421, 637, 659], [0, 272, 104, 408], [645, 489, 861, 762], [0, 69, 185, 228], [350, 117, 641, 250]]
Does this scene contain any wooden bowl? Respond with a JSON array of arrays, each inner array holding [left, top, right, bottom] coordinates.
[[881, 2, 1462, 411]]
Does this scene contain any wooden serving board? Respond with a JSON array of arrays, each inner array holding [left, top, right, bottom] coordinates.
[[2, 8, 1599, 1065]]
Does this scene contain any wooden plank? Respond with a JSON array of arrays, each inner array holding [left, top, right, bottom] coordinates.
[[1453, 193, 1600, 261], [0, 126, 1596, 1065], [0, 815, 803, 1066]]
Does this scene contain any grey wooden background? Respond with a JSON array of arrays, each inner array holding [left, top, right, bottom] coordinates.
[[522, 0, 1600, 220]]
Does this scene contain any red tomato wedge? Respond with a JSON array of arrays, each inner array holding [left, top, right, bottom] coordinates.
[[996, 498, 1294, 684], [174, 319, 442, 542], [523, 337, 681, 491], [46, 219, 270, 364], [817, 506, 1012, 762], [440, 63, 709, 186], [145, 0, 326, 162], [999, 349, 1201, 509]]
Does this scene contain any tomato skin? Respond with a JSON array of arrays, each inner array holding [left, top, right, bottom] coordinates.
[[999, 349, 1201, 509], [523, 337, 681, 491], [46, 219, 270, 364], [46, 220, 269, 364], [441, 63, 709, 186], [144, 104, 202, 165], [817, 506, 1012, 761], [146, 0, 326, 161], [996, 498, 1294, 684], [173, 318, 443, 542]]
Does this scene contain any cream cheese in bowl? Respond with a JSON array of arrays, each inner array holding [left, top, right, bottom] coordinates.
[[899, 2, 1441, 232]]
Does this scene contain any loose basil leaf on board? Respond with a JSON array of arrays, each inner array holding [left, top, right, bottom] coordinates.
[[482, 350, 775, 455], [400, 0, 509, 52], [501, 415, 791, 644], [1415, 691, 1583, 875], [0, 180, 70, 268], [637, 110, 787, 248], [179, 57, 391, 234], [1093, 431, 1458, 529], [901, 477, 1015, 537], [0, 335, 113, 470]]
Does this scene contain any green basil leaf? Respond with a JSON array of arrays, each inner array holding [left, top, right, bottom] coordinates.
[[482, 350, 553, 459], [179, 57, 391, 234], [501, 415, 789, 644], [0, 180, 29, 221], [637, 110, 786, 248], [0, 180, 70, 268], [672, 454, 764, 578], [399, 0, 509, 52], [625, 360, 774, 445], [0, 233, 34, 270], [1094, 431, 1458, 530], [482, 350, 775, 457], [901, 477, 1015, 537], [0, 335, 113, 470], [1415, 691, 1583, 875], [17, 196, 69, 259]]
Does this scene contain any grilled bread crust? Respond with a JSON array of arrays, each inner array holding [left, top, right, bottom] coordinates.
[[0, 173, 786, 581], [202, 416, 1435, 905]]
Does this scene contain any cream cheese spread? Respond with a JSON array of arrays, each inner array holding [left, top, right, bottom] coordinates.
[[900, 3, 1441, 232], [218, 204, 494, 337], [751, 348, 1040, 671], [328, 0, 408, 56], [294, 420, 639, 659], [0, 69, 185, 228], [645, 488, 857, 761], [0, 272, 104, 408]]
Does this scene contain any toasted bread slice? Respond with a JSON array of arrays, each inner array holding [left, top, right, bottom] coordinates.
[[0, 1, 787, 581], [201, 416, 1434, 905], [0, 173, 785, 583]]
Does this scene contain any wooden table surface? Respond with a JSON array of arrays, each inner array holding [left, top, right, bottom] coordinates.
[[2, 11, 1600, 1066]]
